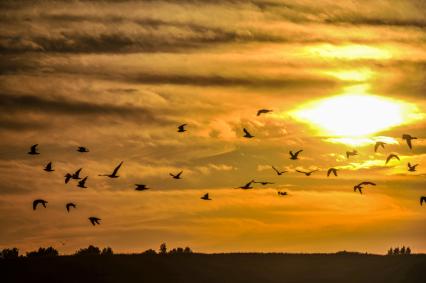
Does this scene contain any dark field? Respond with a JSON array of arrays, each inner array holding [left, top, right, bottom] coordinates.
[[1, 253, 425, 283]]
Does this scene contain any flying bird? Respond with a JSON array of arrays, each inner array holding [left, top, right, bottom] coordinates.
[[72, 168, 82, 180], [278, 191, 288, 196], [408, 162, 419, 172], [421, 196, 426, 206], [170, 171, 183, 179], [28, 144, 39, 155], [44, 162, 54, 172], [385, 154, 400, 165], [327, 168, 338, 177], [177, 124, 187, 133], [257, 109, 273, 116], [99, 161, 123, 178], [237, 180, 254, 190], [88, 217, 101, 226], [78, 177, 88, 188], [272, 166, 287, 176], [201, 193, 211, 200], [402, 134, 417, 149], [374, 142, 386, 152], [253, 181, 274, 185], [33, 199, 47, 210], [77, 146, 89, 153], [296, 169, 318, 176], [66, 203, 76, 212], [135, 184, 150, 191], [346, 150, 358, 159], [64, 173, 72, 184], [243, 128, 254, 138], [289, 150, 303, 160], [354, 182, 376, 194]]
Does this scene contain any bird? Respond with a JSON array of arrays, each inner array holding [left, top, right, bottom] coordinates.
[[201, 193, 211, 200], [327, 168, 338, 177], [374, 142, 386, 152], [72, 168, 82, 180], [177, 124, 187, 133], [296, 169, 318, 176], [243, 128, 254, 138], [88, 217, 101, 226], [135, 184, 150, 191], [99, 161, 123, 178], [408, 162, 419, 172], [44, 162, 54, 172], [385, 154, 400, 165], [257, 109, 273, 116], [289, 150, 303, 160], [402, 134, 417, 149], [77, 146, 89, 153], [353, 182, 376, 194], [421, 196, 426, 206], [253, 181, 274, 185], [237, 180, 254, 190], [272, 166, 287, 176], [64, 173, 72, 184], [66, 203, 76, 212], [28, 144, 39, 155], [346, 150, 358, 159], [170, 171, 183, 179], [78, 176, 88, 188], [278, 191, 288, 196], [33, 199, 47, 210]]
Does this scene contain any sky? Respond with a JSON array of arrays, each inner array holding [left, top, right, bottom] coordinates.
[[0, 0, 425, 255]]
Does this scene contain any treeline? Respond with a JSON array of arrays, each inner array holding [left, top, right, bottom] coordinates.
[[386, 246, 412, 255], [0, 243, 192, 259]]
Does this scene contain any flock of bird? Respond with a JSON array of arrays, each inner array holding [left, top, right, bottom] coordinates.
[[29, 109, 425, 227]]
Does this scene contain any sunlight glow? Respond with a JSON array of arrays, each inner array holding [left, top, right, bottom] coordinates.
[[324, 69, 374, 82], [308, 44, 392, 60], [291, 94, 422, 137]]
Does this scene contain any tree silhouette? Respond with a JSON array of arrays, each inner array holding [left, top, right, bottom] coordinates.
[[401, 246, 406, 255], [393, 247, 400, 255], [142, 249, 157, 255], [1, 248, 19, 259], [159, 243, 167, 255], [75, 245, 101, 256], [101, 247, 113, 256], [406, 247, 411, 255], [26, 247, 58, 257], [387, 248, 393, 256]]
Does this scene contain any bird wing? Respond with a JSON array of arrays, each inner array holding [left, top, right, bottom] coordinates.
[[46, 162, 52, 170], [421, 197, 426, 205], [176, 171, 183, 177], [327, 168, 332, 176], [406, 139, 412, 149], [32, 200, 39, 210], [296, 170, 306, 174], [74, 168, 82, 175], [112, 161, 123, 175], [243, 128, 251, 135], [361, 182, 376, 186], [374, 143, 380, 152], [272, 166, 279, 174], [294, 150, 303, 156], [65, 174, 72, 183], [386, 154, 399, 164], [31, 144, 38, 151]]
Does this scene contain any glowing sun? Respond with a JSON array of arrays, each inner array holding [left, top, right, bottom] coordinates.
[[291, 94, 421, 137]]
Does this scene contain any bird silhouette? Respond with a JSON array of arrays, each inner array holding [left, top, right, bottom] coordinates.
[[135, 184, 150, 191], [289, 150, 303, 160], [170, 171, 183, 179], [272, 166, 287, 175], [421, 196, 426, 206], [253, 181, 274, 185], [28, 144, 39, 155], [257, 109, 273, 116], [201, 193, 211, 200], [237, 180, 254, 190], [44, 162, 54, 172], [77, 146, 89, 153], [88, 217, 101, 226], [78, 176, 88, 188], [64, 173, 72, 184], [346, 150, 358, 159], [243, 128, 254, 138], [374, 142, 386, 152], [33, 199, 47, 210], [278, 191, 288, 196], [72, 168, 83, 180], [296, 169, 318, 176], [385, 154, 400, 165], [99, 161, 123, 178], [408, 162, 419, 172], [327, 168, 338, 177], [66, 203, 76, 212], [354, 182, 376, 194], [177, 124, 187, 133], [402, 134, 417, 149]]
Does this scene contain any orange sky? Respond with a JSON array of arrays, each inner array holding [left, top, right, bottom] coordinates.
[[0, 0, 425, 254]]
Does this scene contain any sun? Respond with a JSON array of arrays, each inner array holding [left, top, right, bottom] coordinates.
[[291, 93, 421, 137]]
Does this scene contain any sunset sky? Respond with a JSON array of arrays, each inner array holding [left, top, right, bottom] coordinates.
[[0, 0, 425, 255]]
